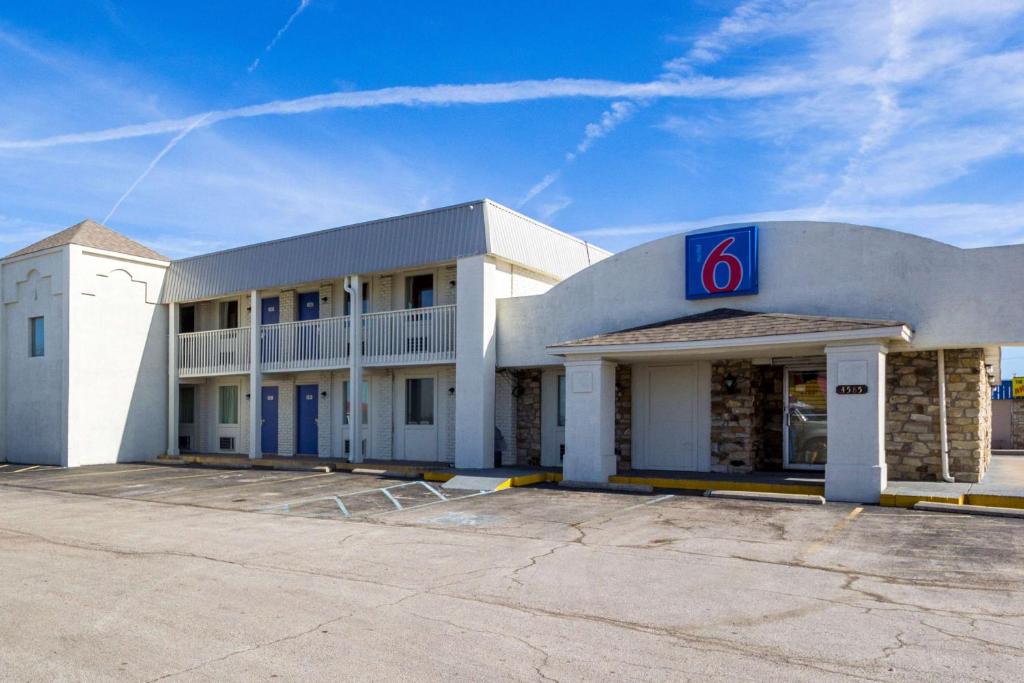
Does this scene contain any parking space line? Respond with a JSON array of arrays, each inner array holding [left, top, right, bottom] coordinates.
[[381, 487, 403, 510], [333, 497, 350, 517], [13, 465, 41, 473], [801, 506, 863, 558], [5, 465, 162, 483]]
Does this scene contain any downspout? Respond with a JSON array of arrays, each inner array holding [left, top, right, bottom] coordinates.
[[344, 276, 363, 463], [937, 349, 955, 483]]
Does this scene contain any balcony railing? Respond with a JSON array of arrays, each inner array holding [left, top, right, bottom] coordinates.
[[177, 305, 457, 376], [261, 316, 351, 372], [363, 304, 457, 366], [178, 327, 251, 378]]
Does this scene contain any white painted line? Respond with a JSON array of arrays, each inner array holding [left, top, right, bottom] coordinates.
[[13, 465, 40, 473], [381, 487, 403, 510], [333, 496, 350, 517], [418, 481, 448, 501]]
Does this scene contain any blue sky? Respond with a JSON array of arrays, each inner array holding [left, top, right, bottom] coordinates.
[[3, 1, 1024, 374]]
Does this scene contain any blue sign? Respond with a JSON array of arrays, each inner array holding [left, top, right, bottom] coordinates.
[[685, 225, 759, 300]]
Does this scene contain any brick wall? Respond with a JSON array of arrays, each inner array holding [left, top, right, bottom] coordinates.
[[442, 366, 456, 463], [514, 369, 542, 466], [279, 291, 296, 323], [495, 372, 517, 466], [278, 382, 296, 456], [317, 372, 332, 457], [885, 349, 992, 482], [615, 365, 632, 471], [373, 370, 393, 459]]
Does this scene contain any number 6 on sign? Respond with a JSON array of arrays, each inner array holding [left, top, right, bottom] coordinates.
[[685, 225, 759, 300]]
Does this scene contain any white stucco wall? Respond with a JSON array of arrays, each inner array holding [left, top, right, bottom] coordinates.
[[496, 222, 1024, 368], [1, 249, 69, 465], [66, 246, 169, 466]]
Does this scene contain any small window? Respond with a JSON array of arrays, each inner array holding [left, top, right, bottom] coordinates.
[[343, 380, 369, 425], [343, 282, 370, 316], [405, 378, 434, 425], [29, 317, 45, 357], [220, 300, 239, 329], [179, 305, 196, 334], [219, 386, 239, 424], [405, 274, 434, 309], [179, 386, 195, 425], [557, 375, 566, 427]]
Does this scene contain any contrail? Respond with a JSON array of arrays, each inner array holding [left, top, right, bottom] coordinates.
[[103, 113, 212, 223], [0, 73, 811, 151], [248, 0, 312, 73]]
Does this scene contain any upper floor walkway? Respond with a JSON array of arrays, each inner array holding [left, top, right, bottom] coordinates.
[[177, 303, 456, 377]]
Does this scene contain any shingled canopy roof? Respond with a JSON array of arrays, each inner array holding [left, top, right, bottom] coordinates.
[[550, 308, 910, 351], [4, 219, 167, 261]]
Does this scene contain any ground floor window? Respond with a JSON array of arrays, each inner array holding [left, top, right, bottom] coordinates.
[[219, 386, 239, 424], [784, 368, 828, 468], [405, 378, 434, 425], [179, 386, 195, 424], [343, 380, 369, 425]]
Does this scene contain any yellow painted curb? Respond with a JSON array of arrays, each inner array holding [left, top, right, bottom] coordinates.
[[879, 493, 965, 508], [423, 471, 456, 483], [609, 476, 823, 496], [508, 472, 562, 487], [965, 494, 1024, 510]]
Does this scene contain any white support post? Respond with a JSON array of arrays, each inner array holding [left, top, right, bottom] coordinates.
[[454, 256, 496, 469], [249, 290, 262, 460], [563, 358, 617, 483], [348, 275, 364, 463], [824, 343, 888, 503], [167, 302, 179, 456]]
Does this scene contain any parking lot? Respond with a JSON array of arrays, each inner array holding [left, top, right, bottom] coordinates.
[[1, 463, 1023, 681]]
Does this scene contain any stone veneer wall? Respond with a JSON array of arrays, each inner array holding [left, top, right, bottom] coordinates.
[[514, 369, 542, 466], [710, 360, 758, 472], [1013, 400, 1024, 449], [753, 364, 785, 470], [615, 365, 632, 471], [885, 349, 992, 482]]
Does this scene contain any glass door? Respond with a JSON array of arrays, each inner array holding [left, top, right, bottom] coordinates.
[[784, 368, 828, 469]]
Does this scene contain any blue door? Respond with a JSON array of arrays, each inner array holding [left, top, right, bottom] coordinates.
[[261, 297, 280, 363], [298, 292, 319, 320], [297, 292, 320, 359], [261, 386, 279, 455], [261, 297, 280, 325], [296, 384, 319, 455]]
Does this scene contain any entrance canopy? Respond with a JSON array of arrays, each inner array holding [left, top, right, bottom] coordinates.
[[548, 308, 912, 358]]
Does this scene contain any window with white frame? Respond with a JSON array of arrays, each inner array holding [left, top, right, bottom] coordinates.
[[218, 386, 239, 424], [29, 317, 45, 357]]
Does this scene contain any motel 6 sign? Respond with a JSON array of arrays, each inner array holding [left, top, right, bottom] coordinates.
[[685, 225, 759, 300]]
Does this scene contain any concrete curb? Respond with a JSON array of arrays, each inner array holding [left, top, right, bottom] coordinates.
[[706, 490, 826, 505], [559, 480, 655, 494], [913, 502, 1024, 519]]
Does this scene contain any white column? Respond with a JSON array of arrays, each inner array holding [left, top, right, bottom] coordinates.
[[167, 302, 179, 456], [563, 358, 617, 483], [348, 275, 363, 463], [454, 255, 496, 469], [0, 270, 6, 463], [824, 343, 888, 503], [248, 290, 262, 460]]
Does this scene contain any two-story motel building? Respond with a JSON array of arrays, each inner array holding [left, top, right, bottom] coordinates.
[[3, 199, 1021, 503]]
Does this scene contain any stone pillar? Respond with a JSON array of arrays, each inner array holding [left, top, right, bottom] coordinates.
[[167, 302, 179, 456], [563, 359, 617, 483], [248, 290, 262, 460], [454, 255, 496, 469], [825, 343, 888, 503]]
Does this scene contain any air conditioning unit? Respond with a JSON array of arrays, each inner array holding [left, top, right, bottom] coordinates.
[[219, 437, 235, 451], [559, 443, 565, 462], [178, 435, 191, 451]]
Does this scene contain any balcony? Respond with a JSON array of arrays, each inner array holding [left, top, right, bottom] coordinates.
[[177, 305, 457, 377]]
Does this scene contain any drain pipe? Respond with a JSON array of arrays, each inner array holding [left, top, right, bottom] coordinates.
[[937, 349, 955, 483]]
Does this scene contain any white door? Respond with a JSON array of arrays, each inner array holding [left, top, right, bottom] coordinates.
[[635, 363, 709, 471], [395, 372, 440, 462]]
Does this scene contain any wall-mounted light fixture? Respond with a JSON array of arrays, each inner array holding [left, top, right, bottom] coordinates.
[[448, 387, 456, 396], [321, 296, 329, 303], [245, 393, 251, 400], [511, 385, 525, 398], [723, 374, 738, 394], [320, 390, 328, 398]]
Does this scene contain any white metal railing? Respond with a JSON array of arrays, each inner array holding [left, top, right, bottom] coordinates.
[[178, 327, 251, 377], [261, 316, 350, 372], [177, 305, 457, 376], [363, 304, 457, 365]]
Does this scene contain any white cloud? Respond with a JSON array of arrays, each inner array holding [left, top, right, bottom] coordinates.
[[248, 0, 312, 73]]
